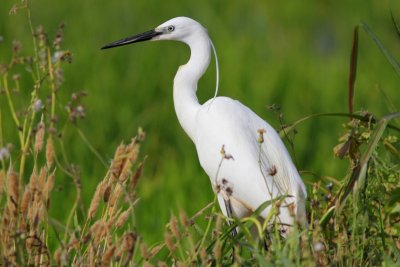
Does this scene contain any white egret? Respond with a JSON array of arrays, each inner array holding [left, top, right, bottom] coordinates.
[[102, 17, 307, 233]]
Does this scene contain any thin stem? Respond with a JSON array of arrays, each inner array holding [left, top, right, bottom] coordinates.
[[47, 47, 57, 129], [0, 99, 3, 148], [195, 195, 217, 256], [76, 127, 107, 167], [26, 0, 40, 80], [3, 75, 23, 144]]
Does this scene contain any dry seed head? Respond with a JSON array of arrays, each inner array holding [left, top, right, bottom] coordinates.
[[164, 232, 175, 253], [213, 239, 222, 262], [20, 186, 32, 216], [17, 214, 25, 232], [88, 179, 107, 219], [108, 183, 123, 215], [7, 168, 19, 215], [110, 144, 126, 181], [37, 167, 47, 190], [140, 243, 149, 260], [119, 140, 140, 182], [199, 247, 207, 265], [28, 169, 38, 191], [119, 158, 132, 183], [103, 184, 111, 203], [44, 174, 55, 201], [126, 138, 139, 163], [35, 121, 45, 153], [2, 205, 11, 227], [29, 188, 45, 228], [101, 245, 116, 266], [90, 220, 108, 245], [257, 128, 266, 143], [54, 248, 61, 266], [130, 159, 146, 191], [120, 232, 136, 253], [32, 205, 42, 229], [179, 209, 188, 227], [67, 234, 80, 250], [115, 207, 132, 228], [54, 248, 63, 266], [169, 216, 180, 239], [43, 174, 56, 197], [45, 137, 54, 168], [88, 245, 95, 266], [157, 261, 168, 267], [114, 249, 122, 262], [106, 208, 121, 229], [0, 170, 5, 198]]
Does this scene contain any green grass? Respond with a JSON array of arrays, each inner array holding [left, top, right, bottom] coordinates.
[[0, 0, 399, 265]]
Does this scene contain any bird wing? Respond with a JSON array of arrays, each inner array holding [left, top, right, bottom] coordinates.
[[246, 103, 307, 202], [196, 97, 306, 219]]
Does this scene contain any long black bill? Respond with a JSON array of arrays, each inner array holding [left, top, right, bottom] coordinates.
[[101, 29, 162, 50]]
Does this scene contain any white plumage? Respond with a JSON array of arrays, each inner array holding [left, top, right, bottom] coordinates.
[[102, 16, 307, 231]]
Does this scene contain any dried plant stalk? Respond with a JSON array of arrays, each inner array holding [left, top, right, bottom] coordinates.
[[7, 168, 19, 217], [108, 183, 123, 216], [0, 170, 5, 199], [43, 173, 55, 207], [110, 144, 126, 182], [101, 245, 116, 266], [20, 186, 31, 217], [35, 121, 45, 153], [45, 137, 54, 168], [115, 207, 132, 228], [88, 179, 107, 219]]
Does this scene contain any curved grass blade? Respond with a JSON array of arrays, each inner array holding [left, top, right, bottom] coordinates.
[[319, 206, 336, 227], [251, 195, 288, 218]]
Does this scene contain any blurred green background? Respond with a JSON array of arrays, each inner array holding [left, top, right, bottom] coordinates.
[[1, 0, 399, 243]]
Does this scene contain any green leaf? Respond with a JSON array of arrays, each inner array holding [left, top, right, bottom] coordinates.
[[319, 205, 336, 228]]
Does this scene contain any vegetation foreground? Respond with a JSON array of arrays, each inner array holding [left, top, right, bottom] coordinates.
[[0, 1, 399, 266]]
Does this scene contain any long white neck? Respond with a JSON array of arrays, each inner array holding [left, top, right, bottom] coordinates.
[[173, 31, 211, 141]]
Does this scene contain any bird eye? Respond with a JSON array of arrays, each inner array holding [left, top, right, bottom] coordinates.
[[167, 25, 175, 32]]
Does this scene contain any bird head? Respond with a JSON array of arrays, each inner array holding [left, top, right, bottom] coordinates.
[[101, 17, 207, 49]]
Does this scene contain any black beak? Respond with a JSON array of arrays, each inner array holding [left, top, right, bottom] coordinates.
[[101, 29, 162, 49]]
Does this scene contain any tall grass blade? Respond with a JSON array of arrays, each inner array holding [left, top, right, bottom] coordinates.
[[361, 23, 400, 77], [348, 25, 359, 114], [390, 11, 400, 40]]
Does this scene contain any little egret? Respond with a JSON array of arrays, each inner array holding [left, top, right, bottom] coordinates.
[[102, 17, 307, 233]]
